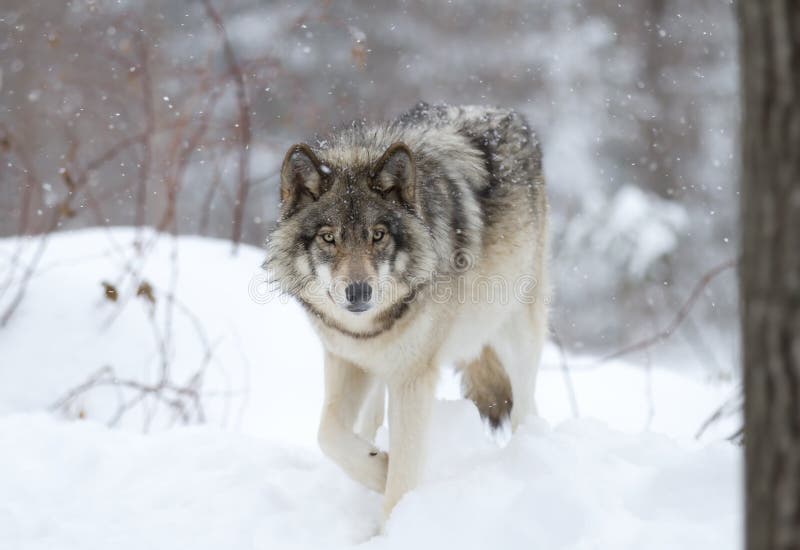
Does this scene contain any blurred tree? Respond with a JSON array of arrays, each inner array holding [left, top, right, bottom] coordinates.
[[739, 1, 800, 549]]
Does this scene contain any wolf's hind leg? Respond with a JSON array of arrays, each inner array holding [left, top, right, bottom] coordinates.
[[493, 301, 546, 431], [318, 352, 388, 493], [457, 346, 513, 429]]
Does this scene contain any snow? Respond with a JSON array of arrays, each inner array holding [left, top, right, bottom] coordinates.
[[0, 228, 742, 550], [0, 412, 740, 550]]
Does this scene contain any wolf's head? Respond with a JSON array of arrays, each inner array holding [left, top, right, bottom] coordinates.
[[265, 141, 436, 330]]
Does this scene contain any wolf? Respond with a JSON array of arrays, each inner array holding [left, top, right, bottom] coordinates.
[[264, 102, 549, 520]]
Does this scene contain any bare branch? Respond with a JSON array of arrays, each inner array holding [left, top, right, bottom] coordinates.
[[599, 258, 736, 363], [202, 0, 251, 251]]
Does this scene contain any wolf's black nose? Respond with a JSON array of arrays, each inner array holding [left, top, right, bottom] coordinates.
[[345, 281, 372, 309]]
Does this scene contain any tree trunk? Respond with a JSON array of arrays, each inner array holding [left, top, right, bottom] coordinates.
[[739, 2, 800, 550]]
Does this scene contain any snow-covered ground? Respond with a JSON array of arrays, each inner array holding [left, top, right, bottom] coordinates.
[[0, 229, 742, 550]]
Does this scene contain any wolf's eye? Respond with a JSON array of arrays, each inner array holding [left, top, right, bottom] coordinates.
[[321, 232, 335, 244], [372, 229, 385, 242]]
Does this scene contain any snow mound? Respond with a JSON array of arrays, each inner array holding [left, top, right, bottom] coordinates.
[[0, 410, 740, 550]]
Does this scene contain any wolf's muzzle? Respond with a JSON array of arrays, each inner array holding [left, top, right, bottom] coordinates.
[[345, 281, 372, 312]]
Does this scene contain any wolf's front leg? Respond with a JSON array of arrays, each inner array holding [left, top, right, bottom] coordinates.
[[318, 352, 388, 493], [383, 368, 437, 518]]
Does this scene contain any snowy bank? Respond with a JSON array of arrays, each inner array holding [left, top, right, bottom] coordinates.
[[0, 229, 742, 549]]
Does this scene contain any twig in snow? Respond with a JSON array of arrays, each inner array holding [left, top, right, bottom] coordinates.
[[550, 328, 580, 418], [695, 388, 744, 441]]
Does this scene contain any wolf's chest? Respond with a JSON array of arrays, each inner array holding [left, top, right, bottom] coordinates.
[[309, 295, 521, 377], [309, 308, 441, 377]]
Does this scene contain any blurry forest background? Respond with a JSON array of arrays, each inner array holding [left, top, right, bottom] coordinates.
[[0, 0, 738, 369]]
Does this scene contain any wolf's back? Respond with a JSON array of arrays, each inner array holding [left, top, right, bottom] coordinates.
[[395, 102, 543, 181]]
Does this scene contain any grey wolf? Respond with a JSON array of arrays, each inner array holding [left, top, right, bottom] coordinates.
[[264, 102, 549, 520]]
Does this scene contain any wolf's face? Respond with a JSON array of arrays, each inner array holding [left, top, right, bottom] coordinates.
[[265, 142, 436, 326]]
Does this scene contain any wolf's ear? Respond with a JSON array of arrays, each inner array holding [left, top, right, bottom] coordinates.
[[279, 144, 329, 217], [371, 142, 416, 206]]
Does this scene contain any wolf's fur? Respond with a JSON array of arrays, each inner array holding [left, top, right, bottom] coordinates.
[[265, 103, 549, 520]]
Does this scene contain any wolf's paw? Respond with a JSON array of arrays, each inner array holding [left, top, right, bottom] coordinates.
[[363, 449, 388, 493]]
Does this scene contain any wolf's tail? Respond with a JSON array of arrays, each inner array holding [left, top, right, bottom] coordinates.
[[457, 346, 513, 429]]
